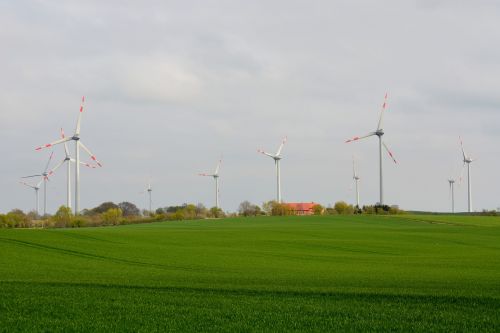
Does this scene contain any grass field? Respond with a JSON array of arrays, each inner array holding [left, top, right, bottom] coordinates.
[[1, 215, 499, 332]]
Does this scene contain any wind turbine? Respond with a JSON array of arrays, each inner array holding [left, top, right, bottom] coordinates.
[[345, 94, 397, 205], [258, 137, 287, 203], [352, 157, 361, 208], [19, 179, 43, 216], [35, 97, 102, 214], [21, 151, 55, 216], [448, 178, 456, 213], [199, 159, 222, 209], [48, 128, 97, 209], [140, 179, 153, 213], [459, 136, 475, 213]]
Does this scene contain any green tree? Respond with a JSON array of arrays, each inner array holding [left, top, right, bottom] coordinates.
[[183, 204, 198, 219], [90, 202, 119, 215], [0, 214, 6, 228], [52, 206, 73, 227], [3, 209, 29, 228], [118, 202, 140, 217], [271, 202, 293, 216], [312, 204, 324, 216], [334, 201, 354, 215], [262, 201, 277, 215], [238, 201, 262, 217], [208, 207, 225, 218], [102, 208, 123, 225]]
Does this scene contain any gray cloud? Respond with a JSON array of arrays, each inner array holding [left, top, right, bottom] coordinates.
[[1, 0, 499, 214]]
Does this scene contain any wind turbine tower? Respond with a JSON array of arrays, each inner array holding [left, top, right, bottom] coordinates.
[[448, 178, 456, 213], [345, 94, 397, 205], [199, 159, 222, 209], [35, 97, 102, 214], [146, 180, 153, 213], [460, 137, 475, 213], [258, 137, 287, 203], [352, 158, 361, 208]]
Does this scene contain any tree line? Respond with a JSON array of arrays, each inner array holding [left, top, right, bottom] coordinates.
[[0, 199, 425, 229]]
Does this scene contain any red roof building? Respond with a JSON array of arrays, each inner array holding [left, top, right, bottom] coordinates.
[[284, 202, 318, 215]]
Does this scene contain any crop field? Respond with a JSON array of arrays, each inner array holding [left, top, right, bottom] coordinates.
[[1, 215, 499, 332]]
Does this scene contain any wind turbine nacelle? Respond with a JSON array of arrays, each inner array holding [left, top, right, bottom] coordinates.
[[375, 129, 384, 136], [72, 136, 80, 141]]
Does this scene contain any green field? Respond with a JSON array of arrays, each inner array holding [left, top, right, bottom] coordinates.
[[1, 215, 499, 332]]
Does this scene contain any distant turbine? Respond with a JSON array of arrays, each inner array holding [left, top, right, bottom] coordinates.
[[140, 178, 153, 213], [19, 180, 43, 216], [352, 157, 361, 208], [21, 151, 55, 216], [345, 94, 397, 205], [199, 158, 222, 209], [48, 128, 97, 209], [448, 178, 456, 213], [258, 137, 287, 203], [459, 136, 475, 213], [35, 97, 102, 214]]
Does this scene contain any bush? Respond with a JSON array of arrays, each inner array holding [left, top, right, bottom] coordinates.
[[262, 201, 275, 215], [71, 217, 87, 228], [271, 202, 293, 216], [334, 201, 354, 215], [2, 209, 31, 228], [208, 207, 225, 218], [238, 201, 262, 217], [312, 204, 324, 216], [325, 208, 337, 215], [102, 208, 123, 225], [52, 206, 73, 227]]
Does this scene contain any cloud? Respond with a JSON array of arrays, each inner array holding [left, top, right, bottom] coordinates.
[[1, 1, 500, 213]]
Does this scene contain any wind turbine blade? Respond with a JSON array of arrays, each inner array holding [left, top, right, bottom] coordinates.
[[198, 173, 214, 177], [458, 162, 466, 186], [75, 96, 85, 136], [21, 174, 43, 178], [80, 162, 97, 168], [35, 137, 71, 151], [382, 142, 397, 164], [49, 159, 66, 176], [345, 132, 376, 143], [459, 136, 468, 161], [19, 181, 37, 189], [257, 149, 276, 158], [377, 92, 388, 130], [276, 136, 287, 156], [60, 128, 70, 157], [78, 141, 102, 167], [43, 151, 55, 174], [214, 159, 222, 175]]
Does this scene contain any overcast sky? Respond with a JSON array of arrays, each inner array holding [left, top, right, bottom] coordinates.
[[1, 0, 499, 214]]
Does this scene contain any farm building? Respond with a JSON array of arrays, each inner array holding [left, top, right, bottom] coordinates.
[[284, 202, 319, 215]]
